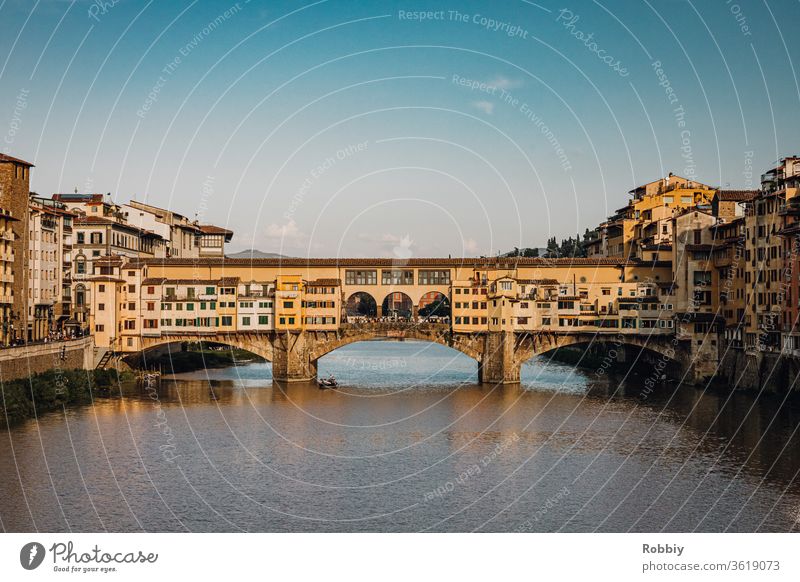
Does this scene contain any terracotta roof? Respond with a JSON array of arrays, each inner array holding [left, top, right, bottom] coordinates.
[[94, 255, 123, 264], [218, 277, 240, 285], [52, 193, 104, 203], [161, 279, 217, 285], [306, 278, 341, 286], [142, 278, 168, 285], [73, 215, 163, 237], [85, 276, 124, 283], [0, 153, 34, 166], [716, 190, 759, 202], [686, 244, 714, 252], [516, 278, 559, 285], [198, 224, 233, 236], [123, 257, 633, 268]]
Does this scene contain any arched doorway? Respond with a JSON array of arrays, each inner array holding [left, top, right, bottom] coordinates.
[[418, 291, 450, 320], [381, 292, 413, 320], [345, 292, 377, 320]]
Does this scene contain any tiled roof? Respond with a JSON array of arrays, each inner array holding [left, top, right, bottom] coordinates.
[[306, 278, 341, 286], [716, 190, 759, 202], [0, 153, 34, 166], [52, 193, 104, 203], [198, 224, 233, 236], [74, 215, 162, 237], [516, 278, 560, 285], [124, 257, 632, 268]]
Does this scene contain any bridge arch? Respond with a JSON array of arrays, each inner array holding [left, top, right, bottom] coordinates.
[[515, 331, 689, 379], [419, 291, 450, 320], [345, 291, 377, 318], [131, 334, 274, 368], [306, 323, 484, 363], [381, 292, 413, 319]]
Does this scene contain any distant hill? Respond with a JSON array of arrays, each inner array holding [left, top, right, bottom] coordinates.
[[226, 249, 289, 259]]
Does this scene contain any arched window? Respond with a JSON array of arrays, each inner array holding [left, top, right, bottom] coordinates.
[[75, 284, 86, 306]]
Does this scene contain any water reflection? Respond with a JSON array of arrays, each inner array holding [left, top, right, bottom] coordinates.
[[1, 341, 798, 532]]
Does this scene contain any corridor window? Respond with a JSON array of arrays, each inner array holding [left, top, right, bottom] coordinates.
[[345, 270, 377, 285], [418, 270, 450, 285], [381, 270, 414, 285]]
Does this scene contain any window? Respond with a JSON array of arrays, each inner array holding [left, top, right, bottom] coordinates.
[[221, 316, 232, 326], [186, 303, 194, 310], [98, 284, 105, 292], [95, 324, 104, 332], [681, 195, 693, 204], [258, 315, 269, 325], [205, 286, 215, 295], [147, 286, 155, 294], [76, 256, 86, 274], [500, 281, 512, 290], [283, 301, 293, 309], [381, 270, 414, 285], [693, 271, 712, 286], [288, 317, 295, 325], [418, 270, 450, 285], [242, 317, 251, 326], [90, 232, 102, 244], [77, 232, 85, 244], [147, 302, 155, 311], [98, 303, 105, 311], [345, 270, 377, 285]]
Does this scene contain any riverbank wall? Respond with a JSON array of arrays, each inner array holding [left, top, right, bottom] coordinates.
[[0, 337, 94, 381], [718, 348, 800, 394]]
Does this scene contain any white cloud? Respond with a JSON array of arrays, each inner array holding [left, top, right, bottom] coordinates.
[[462, 238, 480, 254], [487, 75, 522, 90], [472, 100, 494, 115], [265, 219, 303, 241]]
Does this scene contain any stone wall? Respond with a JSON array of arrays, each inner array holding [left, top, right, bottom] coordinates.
[[0, 337, 93, 381], [719, 348, 800, 394]]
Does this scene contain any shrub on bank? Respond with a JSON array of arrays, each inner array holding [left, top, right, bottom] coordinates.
[[0, 369, 134, 429]]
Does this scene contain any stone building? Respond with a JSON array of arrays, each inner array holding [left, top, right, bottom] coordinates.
[[0, 153, 33, 343]]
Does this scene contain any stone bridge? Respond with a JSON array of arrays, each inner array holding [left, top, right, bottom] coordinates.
[[134, 322, 712, 384]]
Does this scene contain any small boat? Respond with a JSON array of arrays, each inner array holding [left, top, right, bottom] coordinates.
[[318, 375, 338, 389]]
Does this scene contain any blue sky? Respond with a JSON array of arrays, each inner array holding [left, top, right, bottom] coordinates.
[[2, 0, 799, 256]]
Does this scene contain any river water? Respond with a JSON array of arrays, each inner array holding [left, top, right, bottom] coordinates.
[[2, 341, 799, 532]]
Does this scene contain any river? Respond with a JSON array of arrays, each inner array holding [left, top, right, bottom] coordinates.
[[2, 341, 799, 532]]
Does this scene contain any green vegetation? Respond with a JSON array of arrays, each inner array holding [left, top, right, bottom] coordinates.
[[0, 369, 135, 429], [503, 229, 595, 259], [133, 342, 265, 374]]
